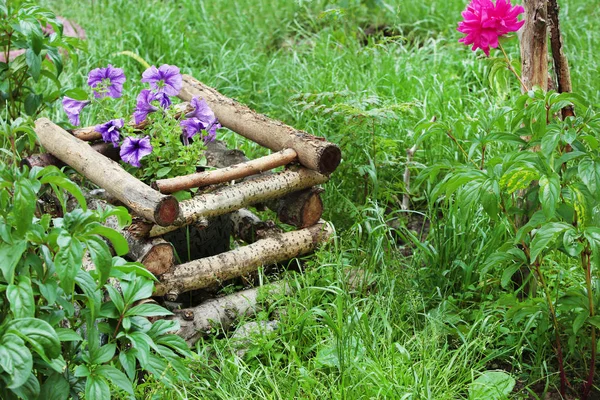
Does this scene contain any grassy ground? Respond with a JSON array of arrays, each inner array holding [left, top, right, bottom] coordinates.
[[39, 0, 600, 398]]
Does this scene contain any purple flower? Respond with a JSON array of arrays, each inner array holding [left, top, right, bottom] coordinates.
[[154, 92, 172, 109], [204, 121, 220, 144], [180, 117, 206, 146], [120, 136, 153, 168], [95, 118, 124, 148], [141, 64, 182, 96], [133, 89, 159, 124], [62, 96, 90, 126], [88, 65, 126, 98], [186, 97, 218, 126]]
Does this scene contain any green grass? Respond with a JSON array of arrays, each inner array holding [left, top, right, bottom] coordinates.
[[38, 0, 600, 398]]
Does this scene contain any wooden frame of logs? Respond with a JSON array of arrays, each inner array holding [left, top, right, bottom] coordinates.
[[31, 75, 340, 343]]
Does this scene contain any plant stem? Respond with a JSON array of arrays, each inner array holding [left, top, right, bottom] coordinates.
[[498, 43, 529, 93], [446, 130, 478, 168], [583, 249, 596, 399]]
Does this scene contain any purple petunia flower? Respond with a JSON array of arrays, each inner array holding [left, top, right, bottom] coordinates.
[[95, 118, 124, 148], [62, 96, 91, 126], [186, 97, 218, 126], [204, 121, 221, 144], [120, 136, 153, 167], [88, 64, 126, 98], [133, 89, 159, 125], [141, 64, 182, 97], [180, 117, 206, 146], [154, 92, 172, 109]]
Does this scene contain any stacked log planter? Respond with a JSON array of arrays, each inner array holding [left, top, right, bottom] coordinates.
[[31, 75, 341, 344]]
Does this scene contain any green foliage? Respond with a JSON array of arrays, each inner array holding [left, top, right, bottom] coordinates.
[[0, 1, 85, 120], [0, 164, 191, 399]]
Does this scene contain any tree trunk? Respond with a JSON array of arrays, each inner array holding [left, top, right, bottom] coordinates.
[[547, 0, 574, 118], [520, 0, 549, 91], [154, 221, 333, 299], [178, 75, 341, 175], [34, 118, 179, 226]]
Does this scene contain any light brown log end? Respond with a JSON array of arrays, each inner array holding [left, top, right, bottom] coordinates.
[[142, 242, 175, 276]]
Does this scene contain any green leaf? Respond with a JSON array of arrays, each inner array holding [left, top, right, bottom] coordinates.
[[6, 318, 61, 360], [63, 88, 89, 101], [539, 173, 561, 219], [39, 372, 70, 400], [7, 275, 35, 318], [541, 128, 561, 157], [562, 228, 584, 257], [40, 174, 87, 211], [156, 335, 191, 357], [573, 310, 589, 335], [469, 370, 515, 400], [579, 157, 600, 195], [530, 222, 572, 262], [122, 277, 154, 305], [10, 372, 40, 399], [24, 93, 42, 116], [96, 365, 134, 397], [0, 333, 33, 389], [0, 240, 27, 284], [148, 320, 180, 337], [501, 263, 522, 289], [87, 225, 128, 256], [84, 236, 112, 286], [119, 350, 137, 381], [85, 374, 110, 400], [91, 343, 116, 364], [499, 167, 539, 195], [12, 178, 38, 237], [125, 303, 173, 318], [54, 238, 83, 294], [106, 285, 125, 314], [55, 328, 83, 342], [155, 167, 172, 178], [25, 48, 41, 81]]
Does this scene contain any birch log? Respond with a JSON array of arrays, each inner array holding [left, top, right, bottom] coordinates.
[[22, 142, 120, 169], [154, 221, 333, 298], [230, 208, 282, 243], [34, 118, 179, 226], [178, 75, 342, 175], [153, 148, 298, 193], [520, 0, 548, 91], [171, 281, 288, 344]]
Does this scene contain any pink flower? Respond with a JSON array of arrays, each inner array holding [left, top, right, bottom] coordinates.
[[457, 0, 525, 56]]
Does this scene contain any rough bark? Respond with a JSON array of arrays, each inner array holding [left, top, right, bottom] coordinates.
[[21, 142, 120, 169], [154, 221, 333, 298], [170, 281, 288, 344], [547, 0, 574, 118], [266, 186, 324, 228], [230, 208, 282, 243], [519, 0, 549, 91], [178, 75, 341, 175], [154, 148, 298, 194], [205, 140, 324, 228], [34, 118, 179, 226]]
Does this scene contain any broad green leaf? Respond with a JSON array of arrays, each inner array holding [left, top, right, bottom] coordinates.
[[63, 88, 89, 101], [499, 167, 539, 194], [125, 303, 173, 318], [91, 343, 116, 364], [12, 178, 38, 236], [54, 238, 83, 294], [55, 328, 83, 342], [10, 372, 40, 399], [579, 157, 600, 195], [85, 374, 110, 400], [122, 277, 154, 305], [148, 320, 180, 337], [7, 275, 35, 318], [119, 350, 137, 381], [541, 128, 561, 157], [6, 318, 61, 360], [530, 222, 572, 262], [539, 173, 561, 219], [25, 48, 41, 81], [156, 335, 191, 357], [40, 175, 87, 211], [87, 225, 128, 256], [39, 372, 70, 400], [501, 263, 523, 289], [0, 333, 33, 389], [469, 371, 515, 400], [562, 228, 583, 257], [96, 365, 134, 397], [573, 310, 589, 335], [0, 240, 27, 284], [106, 285, 125, 313], [84, 236, 112, 286]]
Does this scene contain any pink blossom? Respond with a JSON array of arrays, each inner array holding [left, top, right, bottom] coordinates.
[[457, 0, 525, 56]]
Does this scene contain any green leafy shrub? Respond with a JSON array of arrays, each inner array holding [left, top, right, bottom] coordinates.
[[0, 164, 192, 399]]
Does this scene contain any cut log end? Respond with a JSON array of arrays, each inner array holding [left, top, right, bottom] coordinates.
[[318, 144, 342, 175], [155, 196, 180, 226], [141, 242, 175, 276], [301, 193, 324, 228]]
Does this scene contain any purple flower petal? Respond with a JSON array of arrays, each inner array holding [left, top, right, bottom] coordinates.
[[88, 64, 126, 98], [141, 64, 182, 97], [180, 117, 206, 145], [62, 96, 90, 126], [186, 97, 218, 126], [203, 121, 220, 144], [154, 92, 172, 109], [133, 89, 159, 124], [120, 136, 153, 167], [95, 118, 124, 148]]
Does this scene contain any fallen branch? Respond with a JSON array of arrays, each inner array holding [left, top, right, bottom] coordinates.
[[34, 118, 179, 226], [154, 221, 333, 298], [178, 75, 342, 175], [21, 142, 119, 169], [153, 148, 298, 194]]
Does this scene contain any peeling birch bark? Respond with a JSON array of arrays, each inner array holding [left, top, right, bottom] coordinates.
[[34, 118, 179, 226], [21, 142, 120, 169], [154, 148, 298, 193], [178, 75, 342, 175], [154, 221, 333, 298]]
